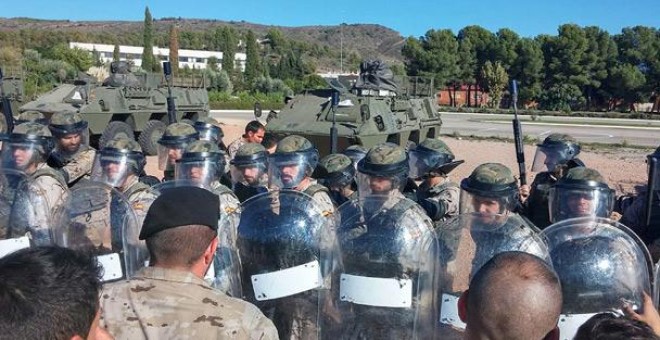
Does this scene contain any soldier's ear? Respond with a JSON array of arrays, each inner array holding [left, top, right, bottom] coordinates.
[[543, 326, 559, 340], [203, 236, 219, 265], [458, 290, 468, 323]]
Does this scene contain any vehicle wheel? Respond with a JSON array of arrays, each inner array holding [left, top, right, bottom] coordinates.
[[99, 121, 135, 149], [138, 120, 166, 156]]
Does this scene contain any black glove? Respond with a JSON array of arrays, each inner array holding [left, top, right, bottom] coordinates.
[[418, 198, 446, 221], [47, 153, 67, 168]]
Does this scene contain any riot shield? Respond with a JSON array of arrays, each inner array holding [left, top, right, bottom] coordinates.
[[51, 182, 147, 282], [151, 180, 242, 297], [436, 213, 550, 339], [0, 168, 57, 246], [238, 189, 337, 339], [327, 194, 437, 339], [0, 169, 40, 256], [646, 150, 659, 229], [542, 217, 654, 340]]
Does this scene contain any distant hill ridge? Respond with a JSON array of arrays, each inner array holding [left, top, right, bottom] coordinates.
[[0, 17, 405, 71]]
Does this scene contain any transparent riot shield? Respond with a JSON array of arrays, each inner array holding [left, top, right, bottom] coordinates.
[[436, 213, 550, 339], [151, 179, 242, 297], [542, 217, 654, 340], [52, 182, 147, 283], [238, 189, 338, 340], [646, 151, 659, 229], [0, 169, 37, 257], [327, 195, 438, 339]]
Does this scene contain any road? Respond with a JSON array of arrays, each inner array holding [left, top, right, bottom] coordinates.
[[211, 110, 660, 147]]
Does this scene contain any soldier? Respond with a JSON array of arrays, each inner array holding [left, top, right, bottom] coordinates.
[[269, 135, 335, 213], [100, 186, 278, 339], [193, 117, 231, 177], [3, 122, 68, 242], [330, 142, 437, 338], [14, 110, 48, 125], [547, 167, 615, 224], [460, 163, 521, 216], [91, 137, 154, 224], [521, 133, 583, 229], [261, 132, 279, 154], [342, 144, 368, 170], [175, 140, 240, 216], [621, 146, 660, 248], [227, 120, 265, 159], [458, 252, 562, 340], [314, 153, 357, 206], [47, 111, 96, 187], [157, 122, 199, 181], [409, 138, 463, 223], [230, 142, 269, 202]]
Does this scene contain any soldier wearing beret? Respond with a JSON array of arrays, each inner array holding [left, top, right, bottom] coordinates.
[[100, 186, 278, 340]]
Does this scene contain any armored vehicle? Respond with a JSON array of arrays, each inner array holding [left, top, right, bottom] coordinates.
[[263, 61, 442, 157], [19, 61, 209, 155], [0, 68, 25, 133]]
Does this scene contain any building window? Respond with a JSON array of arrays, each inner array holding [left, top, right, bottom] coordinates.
[[179, 57, 189, 62], [195, 58, 204, 63]]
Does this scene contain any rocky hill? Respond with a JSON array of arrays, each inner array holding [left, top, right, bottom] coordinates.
[[0, 17, 406, 71]]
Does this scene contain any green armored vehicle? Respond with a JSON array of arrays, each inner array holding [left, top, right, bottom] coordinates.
[[0, 68, 25, 133], [19, 61, 209, 155], [264, 60, 442, 157]]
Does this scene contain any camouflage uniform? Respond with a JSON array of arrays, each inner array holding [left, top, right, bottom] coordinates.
[[48, 111, 96, 186], [100, 267, 279, 340], [409, 139, 463, 223], [523, 133, 583, 229], [193, 117, 230, 172], [460, 163, 523, 216], [4, 123, 68, 241], [272, 135, 335, 213], [230, 143, 269, 203], [315, 153, 358, 206], [15, 110, 48, 125], [227, 137, 247, 160], [548, 167, 615, 224], [157, 123, 199, 182]]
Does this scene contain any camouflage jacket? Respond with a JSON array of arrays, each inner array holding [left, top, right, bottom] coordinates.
[[227, 137, 247, 160], [100, 267, 279, 340], [416, 180, 460, 222], [297, 179, 336, 215], [52, 147, 96, 186]]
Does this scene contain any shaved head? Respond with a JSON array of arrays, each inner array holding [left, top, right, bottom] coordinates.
[[463, 251, 562, 340]]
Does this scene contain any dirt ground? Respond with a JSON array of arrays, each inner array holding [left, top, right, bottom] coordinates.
[[145, 120, 654, 196]]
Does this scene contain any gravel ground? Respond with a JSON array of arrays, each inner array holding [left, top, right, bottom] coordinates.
[[145, 120, 654, 196]]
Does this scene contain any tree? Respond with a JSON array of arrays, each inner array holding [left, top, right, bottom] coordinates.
[[457, 37, 477, 106], [457, 25, 497, 90], [113, 44, 120, 62], [582, 26, 618, 109], [481, 61, 509, 108], [50, 44, 93, 72], [543, 24, 589, 109], [207, 56, 219, 71], [141, 6, 154, 72], [169, 25, 179, 75], [219, 27, 238, 77], [608, 64, 646, 110], [493, 28, 520, 71], [244, 30, 262, 84], [615, 26, 660, 106], [402, 29, 459, 91], [510, 38, 544, 104]]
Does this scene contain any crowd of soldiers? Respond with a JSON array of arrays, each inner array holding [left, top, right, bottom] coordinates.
[[0, 111, 659, 339]]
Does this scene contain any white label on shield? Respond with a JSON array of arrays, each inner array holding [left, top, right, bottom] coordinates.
[[439, 293, 466, 329], [204, 261, 216, 281], [251, 260, 321, 301], [0, 236, 30, 259], [339, 274, 413, 308], [558, 313, 597, 340], [97, 253, 123, 282]]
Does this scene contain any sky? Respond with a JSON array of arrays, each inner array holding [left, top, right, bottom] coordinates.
[[3, 0, 659, 38]]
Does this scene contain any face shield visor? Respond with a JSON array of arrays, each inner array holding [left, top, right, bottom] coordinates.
[[408, 148, 454, 179], [194, 123, 223, 144], [531, 144, 575, 173], [175, 158, 222, 188], [549, 183, 614, 223], [2, 141, 43, 171], [268, 152, 312, 189], [230, 155, 268, 188], [91, 152, 137, 188], [157, 141, 191, 170], [459, 178, 518, 215], [50, 121, 90, 157], [344, 148, 367, 171], [320, 166, 356, 192]]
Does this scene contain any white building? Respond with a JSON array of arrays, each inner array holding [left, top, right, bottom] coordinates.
[[69, 42, 246, 71]]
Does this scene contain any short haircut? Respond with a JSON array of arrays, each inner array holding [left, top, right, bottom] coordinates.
[[245, 120, 265, 134], [0, 246, 102, 339], [146, 224, 217, 267], [574, 313, 660, 340], [466, 251, 562, 340], [261, 133, 279, 149]]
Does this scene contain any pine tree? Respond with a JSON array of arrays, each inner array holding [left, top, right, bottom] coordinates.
[[244, 30, 262, 84], [169, 25, 179, 75], [113, 44, 120, 62], [142, 6, 154, 72]]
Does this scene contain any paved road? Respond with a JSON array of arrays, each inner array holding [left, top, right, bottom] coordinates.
[[211, 110, 660, 147]]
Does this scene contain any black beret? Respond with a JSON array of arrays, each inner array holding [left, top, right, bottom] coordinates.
[[139, 186, 220, 240]]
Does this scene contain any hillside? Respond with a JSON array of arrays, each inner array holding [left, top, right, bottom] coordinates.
[[0, 17, 406, 71]]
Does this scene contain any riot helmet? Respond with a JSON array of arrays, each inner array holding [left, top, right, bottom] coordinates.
[[315, 153, 356, 192], [156, 122, 199, 170], [230, 142, 268, 188], [2, 122, 54, 172], [531, 133, 581, 173], [48, 111, 90, 156], [408, 138, 463, 179], [356, 143, 408, 197], [268, 135, 319, 189], [193, 117, 224, 145], [343, 144, 368, 170], [91, 137, 145, 188], [15, 110, 48, 125], [460, 163, 518, 214], [644, 145, 660, 228], [548, 167, 614, 223], [175, 140, 226, 188]]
